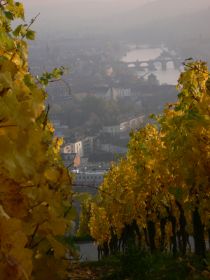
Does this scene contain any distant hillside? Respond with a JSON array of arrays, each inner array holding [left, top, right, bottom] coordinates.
[[122, 0, 210, 27]]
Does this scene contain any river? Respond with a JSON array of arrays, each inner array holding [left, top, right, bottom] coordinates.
[[121, 46, 181, 85]]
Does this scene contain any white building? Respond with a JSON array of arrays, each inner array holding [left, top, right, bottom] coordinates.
[[120, 115, 145, 131], [72, 170, 106, 186], [102, 125, 121, 136], [63, 141, 83, 157]]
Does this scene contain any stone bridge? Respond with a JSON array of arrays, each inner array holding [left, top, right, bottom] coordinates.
[[124, 56, 183, 71]]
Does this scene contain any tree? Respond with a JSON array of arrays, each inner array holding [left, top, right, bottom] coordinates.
[[0, 1, 74, 279], [88, 61, 210, 258]]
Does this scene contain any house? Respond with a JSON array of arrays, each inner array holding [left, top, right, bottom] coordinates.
[[82, 137, 95, 157], [72, 170, 106, 186], [63, 140, 83, 157], [105, 87, 132, 100], [120, 115, 145, 131], [102, 125, 121, 136]]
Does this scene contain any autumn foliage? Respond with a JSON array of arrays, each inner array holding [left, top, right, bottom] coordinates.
[[88, 61, 210, 259], [0, 1, 74, 279]]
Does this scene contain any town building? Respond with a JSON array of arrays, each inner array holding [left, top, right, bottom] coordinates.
[[105, 87, 132, 100], [100, 144, 127, 154], [61, 153, 80, 168], [72, 170, 106, 186], [102, 125, 121, 136], [63, 141, 83, 157], [120, 115, 145, 131], [82, 137, 95, 157]]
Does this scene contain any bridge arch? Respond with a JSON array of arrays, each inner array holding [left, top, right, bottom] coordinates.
[[166, 60, 175, 70], [127, 63, 136, 68]]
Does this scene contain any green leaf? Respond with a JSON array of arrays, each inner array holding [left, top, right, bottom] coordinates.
[[4, 11, 14, 20], [149, 114, 156, 120], [26, 30, 35, 40], [13, 25, 22, 37]]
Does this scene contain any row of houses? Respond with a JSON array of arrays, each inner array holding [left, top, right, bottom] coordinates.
[[61, 114, 144, 158], [57, 114, 145, 183], [61, 113, 143, 153], [72, 170, 106, 186], [102, 115, 145, 136], [76, 81, 159, 101], [62, 136, 94, 157]]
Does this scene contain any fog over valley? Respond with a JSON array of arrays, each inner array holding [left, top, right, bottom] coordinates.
[[2, 0, 210, 272], [23, 0, 210, 174]]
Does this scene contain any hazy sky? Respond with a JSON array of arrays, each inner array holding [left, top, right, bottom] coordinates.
[[23, 0, 210, 20], [24, 0, 155, 15], [25, 0, 154, 4], [22, 0, 210, 38], [23, 0, 153, 33]]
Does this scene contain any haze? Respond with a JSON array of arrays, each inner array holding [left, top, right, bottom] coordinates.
[[23, 0, 210, 38], [24, 0, 210, 206]]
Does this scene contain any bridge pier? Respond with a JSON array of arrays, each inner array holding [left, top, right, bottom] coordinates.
[[173, 61, 181, 70], [124, 57, 182, 72], [147, 62, 157, 71]]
